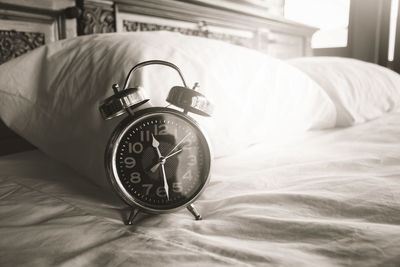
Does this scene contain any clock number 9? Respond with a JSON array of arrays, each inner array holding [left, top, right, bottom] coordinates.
[[124, 157, 136, 168]]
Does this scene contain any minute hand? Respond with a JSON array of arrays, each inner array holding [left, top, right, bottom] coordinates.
[[160, 163, 169, 200], [166, 133, 190, 157]]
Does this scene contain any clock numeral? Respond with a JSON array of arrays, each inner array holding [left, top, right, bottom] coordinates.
[[156, 186, 167, 198], [130, 172, 141, 183], [182, 170, 192, 180], [182, 139, 194, 150], [124, 157, 136, 168], [129, 142, 143, 154], [140, 130, 151, 142], [187, 155, 196, 166], [140, 125, 169, 142], [142, 184, 153, 195], [173, 182, 183, 193], [158, 124, 168, 135]]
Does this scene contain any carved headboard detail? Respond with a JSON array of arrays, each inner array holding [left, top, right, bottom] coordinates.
[[75, 0, 255, 49], [0, 30, 45, 64], [0, 1, 79, 65], [1, 0, 317, 62], [74, 0, 316, 58], [0, 0, 78, 155], [121, 20, 255, 49], [76, 0, 115, 35]]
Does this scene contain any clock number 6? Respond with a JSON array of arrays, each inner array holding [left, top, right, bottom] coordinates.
[[156, 187, 167, 197]]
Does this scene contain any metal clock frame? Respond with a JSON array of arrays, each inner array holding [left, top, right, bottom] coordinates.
[[105, 107, 213, 223]]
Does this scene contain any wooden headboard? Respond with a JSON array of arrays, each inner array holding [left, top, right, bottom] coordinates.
[[0, 0, 317, 156]]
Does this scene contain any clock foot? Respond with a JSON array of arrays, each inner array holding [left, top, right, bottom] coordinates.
[[187, 204, 202, 220], [126, 207, 140, 225]]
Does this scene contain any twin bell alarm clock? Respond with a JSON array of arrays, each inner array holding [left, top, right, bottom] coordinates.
[[99, 60, 213, 225]]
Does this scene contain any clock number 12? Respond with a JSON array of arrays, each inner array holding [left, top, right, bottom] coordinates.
[[140, 124, 168, 142]]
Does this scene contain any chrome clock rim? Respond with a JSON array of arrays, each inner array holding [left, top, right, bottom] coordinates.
[[105, 107, 212, 214]]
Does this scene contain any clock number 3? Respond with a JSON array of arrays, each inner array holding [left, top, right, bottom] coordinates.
[[187, 155, 196, 166]]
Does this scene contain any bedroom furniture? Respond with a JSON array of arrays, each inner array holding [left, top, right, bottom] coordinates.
[[1, 0, 315, 62], [0, 0, 316, 156], [1, 109, 400, 266], [1, 1, 400, 266]]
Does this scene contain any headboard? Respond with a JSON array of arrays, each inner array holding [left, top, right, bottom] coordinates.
[[0, 0, 317, 155]]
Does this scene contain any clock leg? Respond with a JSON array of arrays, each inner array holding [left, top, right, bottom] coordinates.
[[126, 207, 140, 225], [187, 204, 202, 220]]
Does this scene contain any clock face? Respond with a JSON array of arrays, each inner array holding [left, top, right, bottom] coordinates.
[[108, 108, 211, 211]]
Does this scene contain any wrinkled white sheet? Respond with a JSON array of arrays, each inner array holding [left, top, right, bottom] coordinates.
[[1, 111, 400, 267]]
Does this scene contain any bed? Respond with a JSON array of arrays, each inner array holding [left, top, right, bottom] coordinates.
[[1, 110, 400, 266], [1, 1, 400, 266]]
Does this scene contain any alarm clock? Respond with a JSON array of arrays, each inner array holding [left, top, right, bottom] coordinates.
[[99, 60, 213, 225]]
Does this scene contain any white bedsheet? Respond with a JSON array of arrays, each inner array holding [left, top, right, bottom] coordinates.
[[1, 111, 400, 267]]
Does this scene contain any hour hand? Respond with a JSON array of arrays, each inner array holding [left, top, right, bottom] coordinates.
[[151, 134, 162, 158], [150, 161, 162, 173]]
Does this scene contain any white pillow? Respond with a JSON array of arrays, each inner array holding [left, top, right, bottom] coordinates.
[[0, 32, 335, 188], [289, 57, 400, 127]]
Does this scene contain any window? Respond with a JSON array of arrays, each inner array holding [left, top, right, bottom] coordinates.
[[388, 0, 399, 61], [284, 0, 350, 48]]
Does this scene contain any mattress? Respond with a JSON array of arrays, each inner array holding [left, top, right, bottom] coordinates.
[[1, 111, 400, 267]]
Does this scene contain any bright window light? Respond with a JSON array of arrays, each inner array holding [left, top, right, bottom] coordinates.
[[284, 0, 350, 48], [388, 0, 399, 61]]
